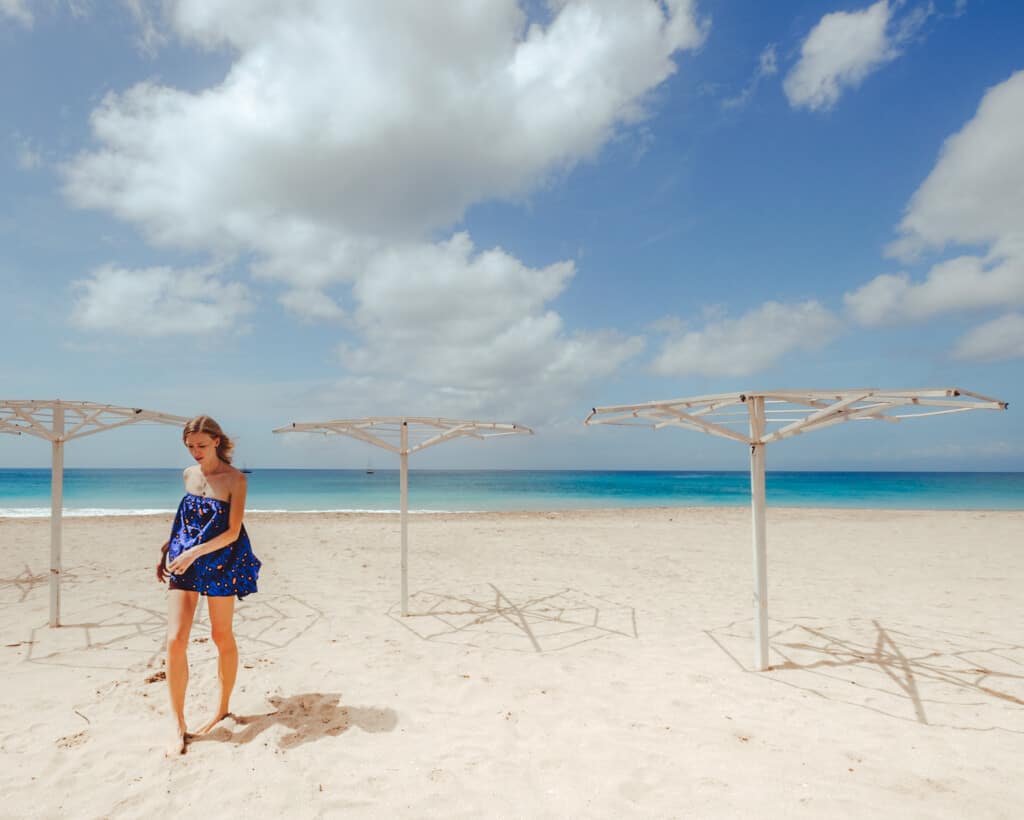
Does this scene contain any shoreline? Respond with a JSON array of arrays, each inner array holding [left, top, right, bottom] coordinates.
[[2, 502, 1023, 519]]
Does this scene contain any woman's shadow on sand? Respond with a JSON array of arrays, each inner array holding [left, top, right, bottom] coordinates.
[[192, 693, 397, 750]]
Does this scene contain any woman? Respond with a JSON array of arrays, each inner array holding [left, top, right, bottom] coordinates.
[[157, 415, 261, 755]]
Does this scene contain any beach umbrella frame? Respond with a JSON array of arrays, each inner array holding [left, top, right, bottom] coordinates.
[[0, 399, 189, 627], [584, 387, 1008, 671], [272, 416, 534, 615]]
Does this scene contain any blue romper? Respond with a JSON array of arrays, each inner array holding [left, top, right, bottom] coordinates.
[[167, 493, 261, 599]]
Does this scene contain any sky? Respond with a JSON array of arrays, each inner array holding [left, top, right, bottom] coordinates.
[[1, 0, 1021, 471]]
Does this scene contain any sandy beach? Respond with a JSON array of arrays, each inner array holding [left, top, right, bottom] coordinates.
[[1, 506, 1021, 819]]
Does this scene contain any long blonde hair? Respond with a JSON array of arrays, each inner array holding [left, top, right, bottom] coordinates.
[[182, 415, 234, 464]]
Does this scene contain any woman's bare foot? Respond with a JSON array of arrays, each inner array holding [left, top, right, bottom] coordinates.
[[165, 727, 189, 757], [194, 711, 233, 737]]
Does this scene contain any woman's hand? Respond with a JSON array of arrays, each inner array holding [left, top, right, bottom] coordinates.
[[166, 546, 200, 576], [156, 541, 170, 583]]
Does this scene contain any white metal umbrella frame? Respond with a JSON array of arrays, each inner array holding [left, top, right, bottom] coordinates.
[[584, 387, 1008, 671], [1, 399, 190, 626], [272, 416, 534, 615]]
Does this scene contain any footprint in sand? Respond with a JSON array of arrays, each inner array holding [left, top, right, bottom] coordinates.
[[57, 731, 88, 749]]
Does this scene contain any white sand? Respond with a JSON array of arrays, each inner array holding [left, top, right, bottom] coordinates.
[[1, 507, 1022, 819]]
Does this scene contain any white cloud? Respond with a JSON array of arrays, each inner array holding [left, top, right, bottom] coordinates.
[[119, 0, 168, 55], [71, 264, 254, 336], [846, 70, 1024, 359], [338, 233, 643, 418], [845, 255, 1024, 325], [0, 0, 32, 26], [953, 313, 1024, 362], [278, 289, 345, 323], [887, 70, 1024, 262], [64, 0, 707, 255], [1, 0, 98, 27], [324, 324, 643, 424], [61, 1, 700, 413], [783, 0, 894, 111], [651, 300, 841, 377], [722, 44, 777, 110]]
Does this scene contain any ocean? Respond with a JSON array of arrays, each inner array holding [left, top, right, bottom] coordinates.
[[0, 468, 1022, 516]]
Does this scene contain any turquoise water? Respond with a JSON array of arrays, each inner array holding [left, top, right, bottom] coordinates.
[[0, 468, 1021, 515]]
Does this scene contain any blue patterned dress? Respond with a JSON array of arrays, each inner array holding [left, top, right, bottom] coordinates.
[[167, 493, 261, 599]]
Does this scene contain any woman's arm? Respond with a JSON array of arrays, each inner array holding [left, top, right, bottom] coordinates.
[[167, 473, 247, 574], [159, 469, 189, 580]]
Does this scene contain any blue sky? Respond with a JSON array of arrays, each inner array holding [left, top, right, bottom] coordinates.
[[1, 0, 1021, 471]]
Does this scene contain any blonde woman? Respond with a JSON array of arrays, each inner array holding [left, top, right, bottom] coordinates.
[[157, 415, 261, 755]]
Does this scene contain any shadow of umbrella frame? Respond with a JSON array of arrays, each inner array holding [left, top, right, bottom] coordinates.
[[389, 583, 639, 653], [706, 616, 1024, 732]]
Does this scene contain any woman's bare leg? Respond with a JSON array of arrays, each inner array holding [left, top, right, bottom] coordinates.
[[195, 595, 237, 735], [166, 589, 199, 755]]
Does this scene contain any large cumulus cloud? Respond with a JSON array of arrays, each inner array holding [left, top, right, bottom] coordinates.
[[64, 0, 707, 413]]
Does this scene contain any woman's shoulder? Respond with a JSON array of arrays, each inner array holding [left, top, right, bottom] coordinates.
[[224, 463, 247, 490], [182, 465, 202, 495]]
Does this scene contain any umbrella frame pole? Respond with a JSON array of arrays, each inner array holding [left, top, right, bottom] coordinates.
[[749, 397, 769, 670], [49, 407, 65, 628], [400, 421, 409, 616]]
